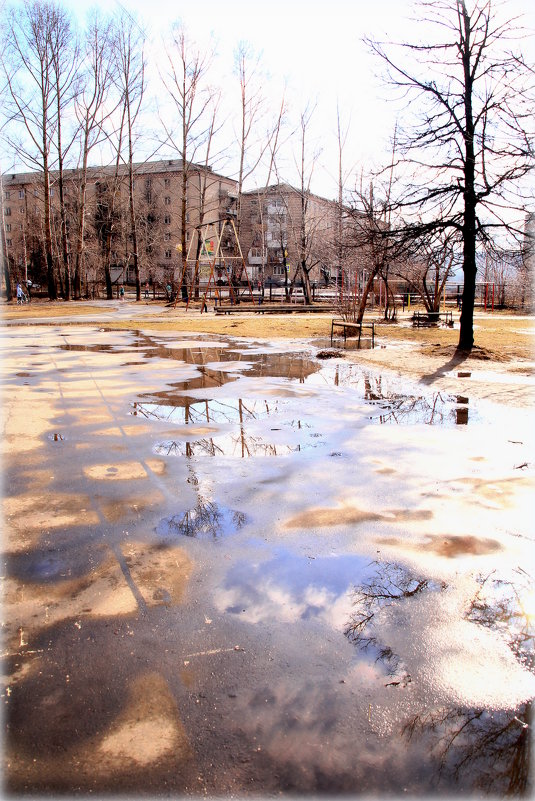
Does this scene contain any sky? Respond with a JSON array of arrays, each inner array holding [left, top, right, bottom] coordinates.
[[89, 0, 432, 197], [3, 0, 535, 201]]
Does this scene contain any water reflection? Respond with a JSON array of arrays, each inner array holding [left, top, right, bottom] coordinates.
[[345, 561, 535, 794], [402, 700, 531, 795], [307, 364, 474, 426], [131, 398, 286, 425], [218, 547, 371, 626], [345, 561, 444, 684], [132, 398, 309, 458], [156, 504, 247, 540], [363, 376, 468, 426]]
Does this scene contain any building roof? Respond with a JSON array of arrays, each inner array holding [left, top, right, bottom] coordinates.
[[2, 158, 235, 186]]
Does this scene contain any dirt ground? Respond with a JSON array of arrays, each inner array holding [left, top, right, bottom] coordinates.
[[3, 298, 534, 406], [2, 298, 534, 795]]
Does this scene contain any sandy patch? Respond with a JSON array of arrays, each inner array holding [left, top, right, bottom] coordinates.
[[120, 540, 192, 606], [285, 504, 433, 529], [3, 540, 193, 654], [3, 492, 100, 542], [83, 458, 166, 480], [97, 672, 192, 767]]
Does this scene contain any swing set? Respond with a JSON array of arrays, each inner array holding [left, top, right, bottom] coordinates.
[[173, 217, 255, 312]]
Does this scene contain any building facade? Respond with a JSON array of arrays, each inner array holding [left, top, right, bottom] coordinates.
[[239, 184, 343, 287], [2, 159, 237, 294]]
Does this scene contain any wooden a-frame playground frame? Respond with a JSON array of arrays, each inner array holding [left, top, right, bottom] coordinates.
[[173, 218, 255, 312]]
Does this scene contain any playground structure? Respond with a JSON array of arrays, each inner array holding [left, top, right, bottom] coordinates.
[[173, 218, 255, 312]]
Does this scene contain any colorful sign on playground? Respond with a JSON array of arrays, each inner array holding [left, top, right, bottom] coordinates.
[[204, 238, 215, 256]]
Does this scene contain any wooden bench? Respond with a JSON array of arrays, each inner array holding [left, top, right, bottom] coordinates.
[[214, 303, 335, 315], [331, 319, 375, 348], [412, 311, 453, 327]]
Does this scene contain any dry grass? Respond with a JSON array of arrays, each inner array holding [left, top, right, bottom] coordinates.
[[2, 299, 534, 361], [1, 301, 106, 319]]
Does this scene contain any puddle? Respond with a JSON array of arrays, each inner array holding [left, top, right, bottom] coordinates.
[[5, 542, 106, 584], [218, 546, 371, 627], [5, 325, 534, 798], [156, 503, 248, 540]]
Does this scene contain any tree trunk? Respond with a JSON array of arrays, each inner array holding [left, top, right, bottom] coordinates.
[[43, 155, 57, 300], [458, 2, 476, 352], [300, 261, 312, 304], [356, 267, 379, 324]]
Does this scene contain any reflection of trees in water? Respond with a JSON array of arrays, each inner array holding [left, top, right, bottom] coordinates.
[[466, 567, 534, 673], [402, 700, 531, 796], [363, 376, 458, 425], [345, 561, 534, 795], [133, 398, 303, 457], [344, 561, 438, 684], [157, 469, 247, 540], [158, 503, 247, 539], [325, 366, 463, 425]]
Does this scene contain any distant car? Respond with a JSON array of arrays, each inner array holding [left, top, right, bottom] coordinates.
[[26, 280, 41, 289]]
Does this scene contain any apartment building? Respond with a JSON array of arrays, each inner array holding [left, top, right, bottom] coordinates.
[[2, 159, 238, 292], [239, 183, 368, 290]]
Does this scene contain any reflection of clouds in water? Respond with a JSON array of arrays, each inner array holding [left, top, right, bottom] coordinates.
[[378, 586, 535, 709], [202, 361, 255, 372], [346, 563, 535, 711], [227, 676, 438, 795], [216, 549, 370, 629]]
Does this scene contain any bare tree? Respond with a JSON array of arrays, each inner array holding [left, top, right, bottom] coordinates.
[[0, 170, 13, 300], [367, 0, 535, 351], [160, 24, 216, 295], [395, 231, 458, 314], [49, 4, 79, 300], [115, 12, 146, 301], [285, 104, 321, 306], [1, 0, 63, 299], [233, 42, 285, 237], [72, 11, 117, 299], [345, 128, 401, 325]]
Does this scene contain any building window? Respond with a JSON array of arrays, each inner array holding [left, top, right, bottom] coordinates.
[[146, 192, 152, 204], [165, 249, 172, 259], [273, 264, 286, 276], [34, 189, 39, 197], [164, 196, 171, 205], [4, 191, 10, 200], [4, 207, 11, 216], [164, 232, 171, 241], [145, 178, 152, 188], [164, 178, 170, 188], [50, 188, 54, 196], [164, 215, 171, 224], [20, 207, 25, 214], [5, 223, 11, 232], [19, 189, 25, 199], [6, 238, 12, 247]]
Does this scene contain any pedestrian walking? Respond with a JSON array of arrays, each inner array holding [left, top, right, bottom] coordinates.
[[16, 283, 24, 304], [144, 282, 150, 299], [119, 285, 125, 301]]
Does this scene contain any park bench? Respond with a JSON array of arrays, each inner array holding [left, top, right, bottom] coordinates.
[[412, 310, 453, 327], [214, 303, 335, 315], [330, 319, 375, 348]]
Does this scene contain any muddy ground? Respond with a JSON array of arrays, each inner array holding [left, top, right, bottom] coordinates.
[[1, 300, 534, 797]]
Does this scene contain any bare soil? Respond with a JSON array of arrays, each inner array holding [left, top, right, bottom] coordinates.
[[4, 299, 534, 406]]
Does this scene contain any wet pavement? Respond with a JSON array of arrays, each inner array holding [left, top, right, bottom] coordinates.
[[1, 324, 534, 796]]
